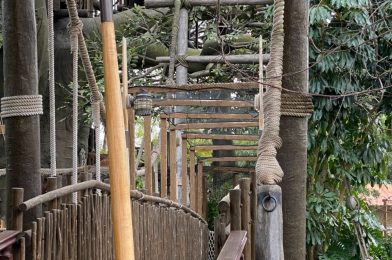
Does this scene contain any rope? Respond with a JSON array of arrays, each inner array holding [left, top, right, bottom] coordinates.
[[166, 0, 182, 84], [175, 55, 189, 68], [48, 0, 57, 176], [181, 0, 192, 9], [92, 100, 101, 194], [1, 95, 43, 118], [256, 0, 285, 185]]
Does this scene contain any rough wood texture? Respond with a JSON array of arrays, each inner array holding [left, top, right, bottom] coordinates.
[[197, 162, 203, 215], [169, 130, 177, 201], [194, 145, 257, 151], [160, 119, 168, 197], [204, 167, 255, 174], [47, 177, 58, 210], [181, 140, 188, 205], [183, 134, 258, 141], [128, 107, 136, 190], [170, 122, 258, 130], [230, 189, 241, 231], [161, 113, 256, 120], [144, 115, 153, 194], [256, 185, 284, 260], [217, 231, 247, 260], [202, 176, 208, 219], [240, 178, 251, 260], [279, 0, 309, 259], [156, 54, 270, 64], [154, 99, 253, 108], [4, 0, 42, 228], [189, 150, 196, 210], [101, 20, 135, 260], [145, 0, 273, 7], [200, 156, 257, 162]]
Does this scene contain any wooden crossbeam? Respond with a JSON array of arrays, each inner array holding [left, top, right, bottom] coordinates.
[[145, 0, 273, 8], [194, 145, 257, 151], [161, 113, 257, 120], [183, 133, 259, 141], [154, 99, 253, 108], [156, 54, 269, 64], [204, 167, 255, 174], [170, 122, 258, 130], [200, 156, 257, 162]]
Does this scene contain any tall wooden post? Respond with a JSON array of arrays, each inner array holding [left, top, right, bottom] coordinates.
[[189, 149, 196, 210], [160, 118, 168, 197], [4, 0, 42, 228], [240, 178, 251, 260], [144, 115, 152, 194], [181, 138, 188, 205], [230, 189, 241, 231], [128, 106, 136, 190], [169, 129, 177, 201], [197, 161, 203, 215], [100, 1, 135, 259]]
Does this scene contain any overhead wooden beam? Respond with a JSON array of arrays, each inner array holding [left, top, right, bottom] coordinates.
[[204, 167, 255, 174], [194, 145, 258, 151], [161, 113, 257, 120], [171, 122, 258, 130], [183, 133, 259, 141], [156, 54, 270, 64], [145, 0, 274, 8], [200, 157, 257, 162], [153, 99, 253, 108]]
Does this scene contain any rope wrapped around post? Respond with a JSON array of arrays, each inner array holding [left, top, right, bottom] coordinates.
[[1, 95, 43, 118]]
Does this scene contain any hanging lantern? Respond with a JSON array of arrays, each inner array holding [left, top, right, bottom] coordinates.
[[134, 91, 153, 116]]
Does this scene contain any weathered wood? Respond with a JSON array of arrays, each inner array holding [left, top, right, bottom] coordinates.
[[170, 121, 258, 130], [183, 133, 258, 141], [202, 176, 208, 219], [144, 115, 153, 194], [145, 0, 273, 7], [197, 162, 203, 215], [233, 175, 240, 187], [11, 188, 24, 231], [214, 217, 226, 257], [189, 150, 196, 210], [230, 189, 241, 231], [161, 113, 257, 120], [154, 99, 253, 108], [169, 129, 177, 201], [240, 178, 251, 260], [160, 118, 168, 197], [204, 167, 256, 174], [47, 177, 58, 210], [250, 174, 257, 260], [201, 156, 257, 162], [129, 107, 136, 190], [194, 145, 257, 151], [217, 231, 247, 260], [181, 140, 188, 205], [256, 185, 284, 260], [156, 54, 270, 64]]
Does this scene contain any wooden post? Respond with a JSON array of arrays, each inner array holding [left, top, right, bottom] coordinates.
[[47, 177, 58, 210], [383, 199, 388, 237], [214, 216, 227, 257], [144, 115, 152, 194], [230, 189, 241, 231], [4, 0, 42, 228], [128, 106, 136, 190], [122, 37, 129, 145], [202, 176, 208, 219], [169, 129, 177, 201], [197, 162, 203, 215], [240, 178, 251, 260], [160, 118, 168, 197], [189, 150, 196, 210], [100, 1, 135, 259], [256, 185, 284, 259], [233, 174, 240, 187], [11, 188, 23, 231], [250, 173, 257, 260], [181, 139, 188, 205]]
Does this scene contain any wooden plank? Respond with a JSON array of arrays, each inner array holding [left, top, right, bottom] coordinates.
[[217, 231, 247, 260], [161, 113, 257, 120], [160, 118, 168, 197], [170, 121, 258, 130], [204, 167, 255, 174], [145, 0, 273, 8], [183, 133, 258, 141], [200, 156, 257, 162], [169, 130, 177, 201], [144, 115, 153, 194], [181, 140, 188, 205], [129, 107, 136, 190], [189, 150, 196, 211], [194, 145, 257, 151], [154, 99, 253, 108]]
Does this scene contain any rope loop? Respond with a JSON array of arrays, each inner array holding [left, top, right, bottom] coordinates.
[[1, 95, 43, 118], [175, 55, 189, 68]]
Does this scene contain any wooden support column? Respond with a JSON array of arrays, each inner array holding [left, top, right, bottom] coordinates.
[[197, 162, 203, 215], [256, 185, 284, 259], [144, 115, 152, 194], [11, 188, 23, 260], [250, 173, 257, 260], [160, 118, 168, 197], [181, 138, 188, 205], [189, 149, 196, 210], [240, 178, 251, 260], [169, 129, 177, 201], [233, 175, 240, 187], [128, 106, 136, 190], [230, 189, 241, 231], [4, 0, 42, 228], [202, 175, 208, 219], [47, 177, 58, 210]]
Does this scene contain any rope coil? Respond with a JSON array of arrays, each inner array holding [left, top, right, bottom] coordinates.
[[1, 95, 43, 118]]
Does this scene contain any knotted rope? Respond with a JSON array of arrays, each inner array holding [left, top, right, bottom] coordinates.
[[1, 95, 43, 118], [256, 0, 285, 185]]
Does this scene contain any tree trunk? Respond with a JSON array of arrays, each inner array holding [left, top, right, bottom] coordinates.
[[277, 1, 309, 259]]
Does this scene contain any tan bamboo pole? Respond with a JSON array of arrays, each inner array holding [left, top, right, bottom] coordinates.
[[169, 129, 177, 201], [160, 118, 168, 197], [100, 2, 135, 259], [181, 138, 187, 205], [189, 149, 196, 210], [144, 115, 153, 194], [122, 37, 129, 140]]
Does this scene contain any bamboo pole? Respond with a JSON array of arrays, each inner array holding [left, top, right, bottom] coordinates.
[[160, 118, 168, 197], [100, 1, 135, 259], [169, 129, 177, 201], [144, 116, 153, 194], [122, 37, 129, 141]]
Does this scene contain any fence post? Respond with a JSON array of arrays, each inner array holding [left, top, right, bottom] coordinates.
[[47, 177, 58, 210], [11, 188, 24, 260], [240, 178, 251, 260], [230, 189, 241, 231]]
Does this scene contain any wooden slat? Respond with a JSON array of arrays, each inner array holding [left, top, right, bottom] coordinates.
[[161, 113, 257, 120], [194, 145, 257, 151], [169, 130, 177, 201], [200, 156, 257, 162], [189, 150, 196, 210], [217, 231, 247, 260], [160, 118, 168, 198], [197, 162, 203, 215], [154, 99, 253, 108], [129, 107, 136, 190], [183, 133, 259, 141], [170, 121, 258, 130], [204, 167, 255, 174], [181, 140, 188, 205], [144, 115, 153, 194]]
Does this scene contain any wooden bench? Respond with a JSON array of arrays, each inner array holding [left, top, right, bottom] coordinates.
[[217, 231, 247, 260]]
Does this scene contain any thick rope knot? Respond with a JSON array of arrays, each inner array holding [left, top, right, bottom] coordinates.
[[1, 95, 43, 118], [67, 20, 83, 52], [175, 55, 189, 68], [181, 0, 192, 9]]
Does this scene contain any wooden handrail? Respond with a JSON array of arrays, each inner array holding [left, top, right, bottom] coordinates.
[[217, 231, 247, 260]]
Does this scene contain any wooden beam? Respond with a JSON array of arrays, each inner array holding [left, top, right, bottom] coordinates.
[[161, 113, 257, 120], [197, 162, 203, 215], [145, 0, 273, 8], [160, 118, 168, 198], [128, 107, 136, 190], [194, 145, 258, 151], [216, 231, 248, 260], [169, 129, 177, 201], [181, 140, 188, 205], [240, 178, 252, 260], [200, 157, 257, 162], [183, 133, 259, 141], [156, 54, 270, 64], [171, 122, 258, 130], [144, 116, 152, 194], [154, 99, 253, 108], [189, 150, 196, 210], [204, 167, 255, 174]]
